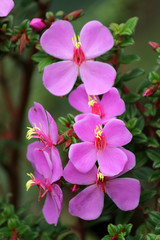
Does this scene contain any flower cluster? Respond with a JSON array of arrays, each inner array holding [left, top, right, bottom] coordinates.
[[26, 20, 140, 225]]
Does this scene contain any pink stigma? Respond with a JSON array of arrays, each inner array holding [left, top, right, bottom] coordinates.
[[94, 125, 106, 152], [96, 170, 107, 193], [73, 45, 86, 66], [31, 178, 52, 199], [91, 102, 103, 117]]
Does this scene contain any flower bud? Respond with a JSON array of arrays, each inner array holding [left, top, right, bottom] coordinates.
[[30, 18, 46, 31], [144, 84, 159, 97], [149, 41, 160, 51], [63, 9, 83, 21]]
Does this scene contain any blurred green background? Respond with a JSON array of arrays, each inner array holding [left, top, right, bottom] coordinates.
[[1, 0, 160, 237]]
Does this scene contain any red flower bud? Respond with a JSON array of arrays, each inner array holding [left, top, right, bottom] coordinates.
[[30, 18, 46, 31], [144, 84, 159, 97], [149, 41, 160, 51], [63, 9, 83, 21]]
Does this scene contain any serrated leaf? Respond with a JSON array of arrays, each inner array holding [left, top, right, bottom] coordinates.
[[121, 68, 145, 82], [149, 170, 160, 181], [121, 17, 138, 35], [133, 133, 147, 143], [119, 55, 140, 64], [124, 93, 141, 103], [140, 189, 156, 203], [146, 149, 160, 162], [107, 224, 118, 235], [38, 57, 54, 72], [120, 38, 134, 47], [135, 151, 148, 167], [147, 137, 159, 148], [134, 167, 153, 180]]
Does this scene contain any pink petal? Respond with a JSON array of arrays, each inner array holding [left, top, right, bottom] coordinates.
[[74, 113, 88, 122], [43, 61, 78, 96], [106, 178, 140, 211], [40, 20, 75, 60], [103, 119, 132, 147], [68, 84, 91, 113], [46, 111, 58, 145], [69, 184, 104, 220], [0, 0, 14, 17], [73, 113, 102, 142], [50, 147, 63, 183], [80, 21, 114, 59], [101, 88, 125, 123], [63, 161, 97, 185], [98, 147, 127, 177], [80, 61, 116, 95], [118, 147, 136, 175], [27, 142, 44, 163], [28, 102, 48, 135], [33, 149, 52, 180], [42, 184, 63, 225], [69, 142, 97, 173]]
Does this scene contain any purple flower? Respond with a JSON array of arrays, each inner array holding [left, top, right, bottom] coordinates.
[[40, 20, 116, 96], [0, 0, 14, 17], [26, 102, 58, 151], [69, 84, 125, 124], [64, 148, 140, 220], [26, 146, 63, 225], [69, 114, 132, 176], [30, 18, 46, 31]]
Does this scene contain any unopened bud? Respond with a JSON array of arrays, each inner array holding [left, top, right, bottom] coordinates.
[[63, 9, 83, 21], [149, 41, 160, 51], [72, 184, 80, 192], [30, 18, 46, 31], [144, 84, 159, 97]]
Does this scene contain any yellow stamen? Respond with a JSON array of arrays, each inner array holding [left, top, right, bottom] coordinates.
[[26, 173, 35, 191], [88, 95, 97, 107], [72, 34, 81, 48], [94, 124, 103, 139], [26, 123, 41, 140], [97, 170, 104, 182]]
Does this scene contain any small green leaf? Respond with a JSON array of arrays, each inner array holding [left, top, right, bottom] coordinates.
[[119, 55, 140, 64], [121, 17, 138, 35], [121, 68, 145, 82], [120, 38, 134, 47], [146, 149, 160, 162], [147, 137, 159, 148], [107, 224, 118, 235], [149, 170, 160, 181], [124, 93, 141, 103], [140, 189, 156, 203], [156, 130, 160, 137]]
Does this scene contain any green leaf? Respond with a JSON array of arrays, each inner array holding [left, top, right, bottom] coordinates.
[[147, 137, 159, 148], [135, 151, 148, 167], [107, 224, 118, 235], [131, 128, 141, 136], [101, 236, 111, 240], [126, 118, 137, 129], [140, 189, 156, 203], [149, 170, 160, 181], [119, 55, 140, 64], [149, 211, 160, 224], [115, 211, 134, 225], [136, 117, 145, 131], [38, 57, 54, 72], [156, 130, 160, 137], [61, 233, 80, 240], [121, 68, 145, 82], [149, 71, 160, 83], [121, 17, 138, 35], [120, 38, 134, 47], [146, 149, 160, 162], [124, 93, 141, 103], [133, 133, 147, 143], [134, 167, 153, 180]]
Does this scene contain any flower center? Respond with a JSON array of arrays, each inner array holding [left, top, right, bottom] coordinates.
[[94, 124, 106, 152], [26, 123, 53, 151], [88, 95, 103, 117], [72, 35, 85, 66], [26, 173, 52, 199], [96, 169, 106, 192]]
